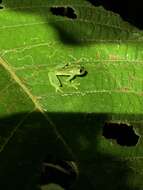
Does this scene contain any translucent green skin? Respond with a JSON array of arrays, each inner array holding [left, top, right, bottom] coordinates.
[[48, 64, 86, 92]]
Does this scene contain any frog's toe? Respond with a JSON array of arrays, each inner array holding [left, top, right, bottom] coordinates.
[[71, 81, 80, 89], [64, 81, 80, 90], [55, 86, 63, 93]]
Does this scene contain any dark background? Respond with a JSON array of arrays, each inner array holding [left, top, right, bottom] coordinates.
[[88, 0, 143, 29]]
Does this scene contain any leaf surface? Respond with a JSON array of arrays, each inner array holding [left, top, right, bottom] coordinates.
[[0, 0, 143, 189]]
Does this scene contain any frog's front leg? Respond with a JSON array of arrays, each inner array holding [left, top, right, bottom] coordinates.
[[48, 71, 62, 92], [66, 74, 76, 82], [65, 74, 80, 90]]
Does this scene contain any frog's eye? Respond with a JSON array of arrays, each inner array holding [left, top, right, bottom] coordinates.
[[79, 67, 85, 75]]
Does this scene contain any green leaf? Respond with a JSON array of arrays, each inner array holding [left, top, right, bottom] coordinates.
[[0, 0, 143, 189]]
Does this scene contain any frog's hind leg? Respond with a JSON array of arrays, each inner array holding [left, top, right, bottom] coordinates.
[[48, 71, 62, 92]]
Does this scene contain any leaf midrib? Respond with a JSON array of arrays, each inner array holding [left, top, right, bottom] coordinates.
[[0, 56, 75, 158]]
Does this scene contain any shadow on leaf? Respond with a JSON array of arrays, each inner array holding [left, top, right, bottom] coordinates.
[[2, 0, 141, 46], [0, 112, 142, 190]]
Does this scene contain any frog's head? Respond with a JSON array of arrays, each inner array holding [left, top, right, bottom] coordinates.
[[79, 66, 86, 75]]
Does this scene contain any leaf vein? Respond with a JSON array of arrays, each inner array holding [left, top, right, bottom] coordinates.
[[0, 57, 76, 158]]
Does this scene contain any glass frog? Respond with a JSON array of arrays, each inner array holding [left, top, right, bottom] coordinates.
[[48, 63, 86, 92]]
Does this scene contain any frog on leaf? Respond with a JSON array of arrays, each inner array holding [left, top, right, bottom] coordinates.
[[48, 63, 86, 92]]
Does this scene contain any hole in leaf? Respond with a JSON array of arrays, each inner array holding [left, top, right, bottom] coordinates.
[[0, 0, 3, 9], [103, 122, 139, 146], [50, 7, 77, 19], [40, 159, 78, 189]]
